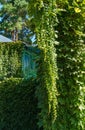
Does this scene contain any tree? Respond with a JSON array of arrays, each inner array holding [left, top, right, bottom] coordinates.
[[0, 0, 31, 42]]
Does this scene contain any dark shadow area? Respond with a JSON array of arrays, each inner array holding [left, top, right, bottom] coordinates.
[[0, 78, 39, 130]]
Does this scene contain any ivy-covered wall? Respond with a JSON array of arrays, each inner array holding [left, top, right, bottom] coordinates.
[[0, 0, 85, 130], [0, 42, 38, 80], [55, 1, 85, 130], [0, 42, 40, 130], [28, 1, 58, 130], [28, 0, 85, 130]]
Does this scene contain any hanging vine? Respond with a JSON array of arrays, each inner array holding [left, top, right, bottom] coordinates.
[[28, 0, 58, 130]]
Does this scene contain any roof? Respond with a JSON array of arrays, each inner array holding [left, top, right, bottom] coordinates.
[[0, 35, 13, 42]]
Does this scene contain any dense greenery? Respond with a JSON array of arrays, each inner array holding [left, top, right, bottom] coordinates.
[[0, 42, 40, 129], [0, 42, 38, 80], [28, 0, 85, 130], [0, 0, 33, 43], [0, 78, 39, 130], [0, 42, 23, 79], [0, 0, 85, 130], [28, 0, 58, 130], [56, 1, 85, 130]]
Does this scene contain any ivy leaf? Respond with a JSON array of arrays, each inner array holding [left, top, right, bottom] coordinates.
[[74, 7, 81, 13]]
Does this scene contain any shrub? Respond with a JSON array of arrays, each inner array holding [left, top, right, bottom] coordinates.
[[0, 78, 39, 130]]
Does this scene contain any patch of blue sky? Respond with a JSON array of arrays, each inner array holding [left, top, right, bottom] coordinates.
[[0, 18, 2, 22], [0, 3, 3, 22], [0, 3, 3, 9], [31, 35, 36, 43]]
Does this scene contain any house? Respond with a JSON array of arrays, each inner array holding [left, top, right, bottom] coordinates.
[[0, 35, 13, 42]]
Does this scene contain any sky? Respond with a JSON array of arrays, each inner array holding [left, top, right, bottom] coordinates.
[[0, 3, 2, 8], [0, 4, 2, 21]]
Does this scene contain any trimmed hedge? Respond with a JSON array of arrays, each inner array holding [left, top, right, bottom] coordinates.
[[0, 78, 39, 130]]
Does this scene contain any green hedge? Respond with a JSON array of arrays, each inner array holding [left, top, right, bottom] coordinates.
[[0, 78, 39, 130], [0, 42, 23, 79]]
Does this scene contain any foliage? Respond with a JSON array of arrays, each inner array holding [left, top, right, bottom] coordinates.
[[0, 42, 38, 80], [0, 78, 39, 130], [55, 0, 85, 129], [28, 0, 85, 130], [0, 0, 28, 30], [28, 1, 58, 130], [0, 0, 85, 130], [0, 0, 33, 43], [0, 42, 23, 80]]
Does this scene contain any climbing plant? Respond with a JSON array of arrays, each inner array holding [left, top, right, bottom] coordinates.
[[56, 0, 85, 129], [28, 0, 85, 130], [28, 0, 58, 130]]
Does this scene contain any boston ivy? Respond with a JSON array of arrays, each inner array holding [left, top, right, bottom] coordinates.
[[28, 0, 85, 130], [56, 1, 85, 129], [28, 0, 58, 130]]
